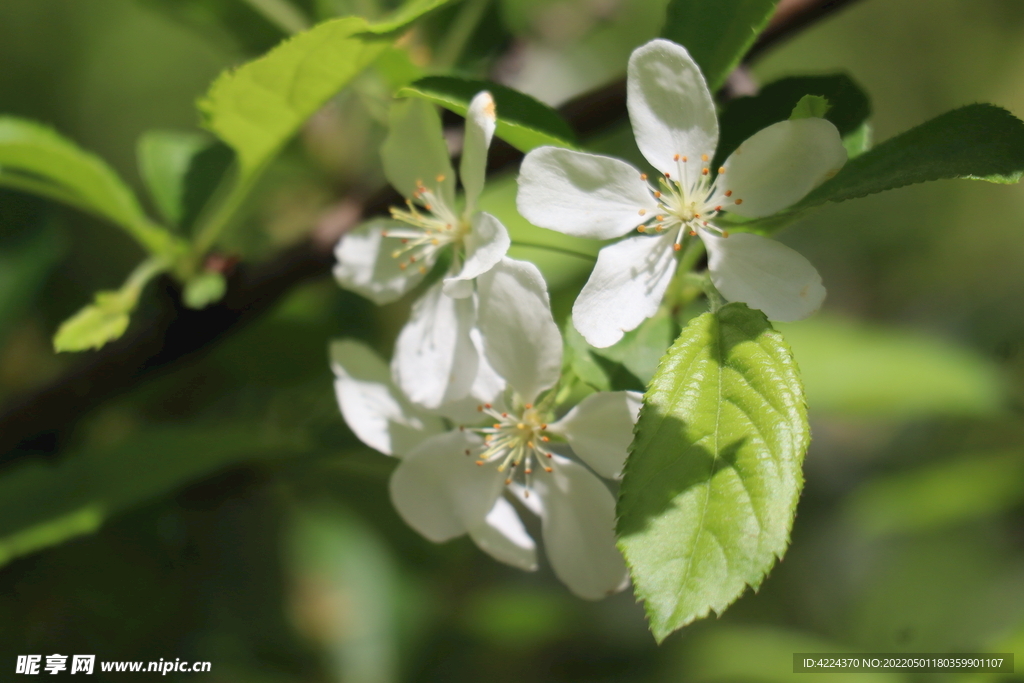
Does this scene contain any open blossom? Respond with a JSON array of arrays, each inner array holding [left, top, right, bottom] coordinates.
[[331, 258, 640, 599], [334, 92, 510, 408], [517, 38, 847, 347]]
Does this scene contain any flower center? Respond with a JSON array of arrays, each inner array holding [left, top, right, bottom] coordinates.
[[635, 154, 743, 249], [468, 402, 556, 487], [383, 175, 467, 273]]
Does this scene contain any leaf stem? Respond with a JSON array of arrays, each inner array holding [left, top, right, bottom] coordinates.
[[509, 240, 596, 261]]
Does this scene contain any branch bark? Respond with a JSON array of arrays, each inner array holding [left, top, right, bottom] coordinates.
[[0, 0, 864, 467]]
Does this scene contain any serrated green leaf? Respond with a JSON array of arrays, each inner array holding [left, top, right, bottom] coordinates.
[[363, 0, 455, 33], [399, 76, 577, 152], [661, 0, 778, 92], [183, 271, 228, 309], [848, 451, 1024, 538], [137, 130, 213, 226], [777, 316, 1003, 419], [617, 303, 808, 641], [715, 74, 872, 167], [0, 117, 180, 256], [198, 17, 390, 176], [798, 103, 1024, 208], [0, 425, 302, 568]]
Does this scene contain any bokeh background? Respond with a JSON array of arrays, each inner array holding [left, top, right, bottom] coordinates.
[[1, 0, 1023, 681]]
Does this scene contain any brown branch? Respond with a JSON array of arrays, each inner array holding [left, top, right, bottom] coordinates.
[[0, 0, 864, 468]]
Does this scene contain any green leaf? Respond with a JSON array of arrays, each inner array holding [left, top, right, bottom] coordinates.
[[661, 0, 778, 92], [592, 308, 675, 385], [848, 451, 1024, 538], [363, 0, 455, 34], [617, 304, 808, 641], [135, 0, 292, 55], [790, 94, 830, 120], [798, 104, 1024, 208], [0, 117, 180, 256], [182, 271, 228, 309], [198, 17, 390, 177], [715, 74, 872, 166], [137, 130, 213, 226], [399, 76, 577, 152], [777, 316, 1003, 419], [0, 425, 301, 568], [53, 258, 168, 353], [563, 322, 643, 394]]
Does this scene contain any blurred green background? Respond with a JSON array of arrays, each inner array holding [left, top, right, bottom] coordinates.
[[0, 0, 1023, 681]]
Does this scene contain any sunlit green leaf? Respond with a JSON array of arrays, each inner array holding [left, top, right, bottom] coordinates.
[[399, 76, 577, 152], [53, 258, 168, 353], [182, 271, 228, 309], [198, 17, 390, 176], [618, 304, 808, 641], [137, 130, 213, 226], [798, 104, 1024, 208], [790, 94, 830, 120], [848, 451, 1024, 537], [0, 117, 180, 256], [777, 316, 1003, 419], [661, 0, 778, 92]]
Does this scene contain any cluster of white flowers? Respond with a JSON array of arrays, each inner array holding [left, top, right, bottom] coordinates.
[[331, 39, 846, 598]]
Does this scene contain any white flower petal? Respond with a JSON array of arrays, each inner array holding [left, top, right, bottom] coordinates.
[[627, 38, 718, 177], [460, 91, 497, 213], [714, 118, 847, 218], [548, 391, 642, 479], [507, 482, 543, 517], [330, 340, 445, 457], [704, 230, 826, 322], [477, 258, 563, 404], [435, 328, 507, 424], [392, 280, 479, 409], [381, 98, 456, 208], [333, 220, 430, 305], [572, 232, 678, 348], [442, 212, 510, 298], [389, 430, 504, 542], [517, 147, 658, 240], [467, 496, 538, 571], [534, 457, 629, 600]]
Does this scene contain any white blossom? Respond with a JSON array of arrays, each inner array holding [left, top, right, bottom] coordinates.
[[335, 92, 511, 408], [517, 38, 847, 347], [330, 259, 639, 599]]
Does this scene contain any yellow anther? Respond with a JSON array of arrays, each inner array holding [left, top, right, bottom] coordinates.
[[735, 198, 743, 205], [517, 423, 526, 430], [718, 166, 726, 174], [682, 156, 688, 162], [701, 154, 709, 162], [475, 460, 485, 466], [655, 225, 664, 232], [656, 215, 664, 221], [424, 204, 432, 211], [724, 190, 733, 197], [419, 266, 427, 274], [701, 167, 709, 176], [715, 206, 722, 211], [664, 172, 671, 178], [673, 154, 680, 161], [399, 263, 408, 270], [527, 442, 534, 449], [540, 436, 549, 442], [722, 230, 730, 237], [637, 225, 646, 233], [638, 209, 647, 216], [493, 423, 502, 429], [689, 230, 697, 236], [436, 174, 446, 182], [541, 424, 547, 429], [640, 173, 648, 180], [525, 468, 533, 474], [654, 191, 661, 198], [544, 466, 553, 473], [673, 243, 681, 251], [525, 403, 533, 409]]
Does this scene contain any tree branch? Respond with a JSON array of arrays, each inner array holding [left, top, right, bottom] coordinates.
[[0, 0, 865, 468]]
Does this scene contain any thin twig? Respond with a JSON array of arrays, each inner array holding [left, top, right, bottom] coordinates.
[[0, 0, 865, 468]]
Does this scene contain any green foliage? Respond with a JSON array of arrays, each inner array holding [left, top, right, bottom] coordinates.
[[183, 271, 229, 309], [398, 76, 577, 152], [790, 94, 830, 120], [0, 227, 64, 344], [715, 74, 872, 166], [848, 451, 1024, 537], [137, 130, 214, 227], [661, 0, 778, 92], [363, 0, 455, 34], [563, 322, 644, 394], [799, 103, 1024, 208], [0, 117, 181, 257], [778, 316, 1003, 418], [617, 304, 808, 642], [592, 308, 675, 386], [52, 258, 168, 352], [0, 425, 303, 568], [135, 0, 297, 54], [198, 17, 389, 176]]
